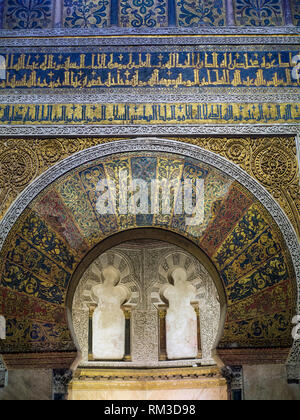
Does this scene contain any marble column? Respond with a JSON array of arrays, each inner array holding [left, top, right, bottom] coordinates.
[[52, 369, 73, 400]]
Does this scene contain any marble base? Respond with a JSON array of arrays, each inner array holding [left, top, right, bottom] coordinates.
[[68, 366, 228, 401]]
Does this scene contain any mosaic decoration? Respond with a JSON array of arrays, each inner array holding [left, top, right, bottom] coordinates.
[[0, 103, 300, 125], [34, 189, 89, 254], [291, 0, 300, 26], [214, 205, 269, 274], [200, 185, 253, 256], [131, 156, 157, 226], [226, 280, 293, 322], [221, 311, 293, 348], [19, 211, 77, 271], [176, 0, 226, 27], [63, 0, 110, 28], [1, 0, 292, 28], [78, 162, 120, 234], [0, 152, 296, 355], [171, 161, 216, 238], [0, 51, 299, 90], [7, 235, 71, 290], [234, 0, 284, 26], [119, 0, 168, 27], [0, 137, 299, 241], [3, 0, 54, 29]]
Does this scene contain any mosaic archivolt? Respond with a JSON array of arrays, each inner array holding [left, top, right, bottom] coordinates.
[[0, 137, 298, 239], [72, 243, 220, 366], [0, 149, 296, 355], [1, 0, 228, 29]]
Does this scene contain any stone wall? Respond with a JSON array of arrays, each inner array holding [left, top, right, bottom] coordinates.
[[243, 365, 300, 400]]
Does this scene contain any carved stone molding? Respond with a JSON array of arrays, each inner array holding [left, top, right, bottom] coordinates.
[[2, 26, 300, 36], [0, 355, 8, 388]]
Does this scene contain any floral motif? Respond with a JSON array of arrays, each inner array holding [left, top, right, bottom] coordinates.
[[64, 0, 110, 28], [3, 0, 53, 29], [234, 0, 284, 26], [176, 0, 225, 27], [291, 0, 300, 26], [120, 0, 167, 27], [0, 0, 4, 25]]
